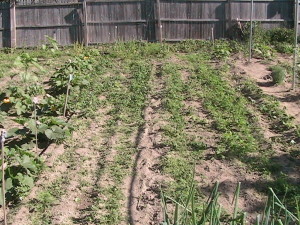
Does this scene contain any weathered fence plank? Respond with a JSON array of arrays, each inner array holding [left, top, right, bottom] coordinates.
[[10, 0, 16, 48], [0, 0, 297, 48]]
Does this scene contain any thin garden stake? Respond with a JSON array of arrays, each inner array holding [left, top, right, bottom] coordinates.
[[249, 0, 254, 62], [1, 130, 7, 225], [293, 0, 299, 90], [63, 74, 73, 117], [33, 97, 39, 152], [211, 26, 215, 46]]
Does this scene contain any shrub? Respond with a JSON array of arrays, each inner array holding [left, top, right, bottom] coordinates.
[[270, 65, 286, 85], [266, 28, 294, 44]]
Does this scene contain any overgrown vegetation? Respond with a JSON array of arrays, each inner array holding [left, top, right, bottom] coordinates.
[[0, 29, 299, 224]]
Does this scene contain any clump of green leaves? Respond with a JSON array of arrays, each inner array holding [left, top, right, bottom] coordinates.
[[0, 146, 43, 205], [1, 84, 45, 116], [238, 80, 294, 132], [270, 65, 286, 85], [14, 53, 45, 82], [186, 53, 259, 157], [41, 36, 59, 53], [161, 181, 299, 225]]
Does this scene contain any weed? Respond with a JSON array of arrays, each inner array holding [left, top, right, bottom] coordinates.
[[270, 65, 286, 85]]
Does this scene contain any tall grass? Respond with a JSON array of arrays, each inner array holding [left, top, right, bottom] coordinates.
[[161, 181, 300, 225]]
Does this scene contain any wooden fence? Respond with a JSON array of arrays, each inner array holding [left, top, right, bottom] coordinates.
[[0, 0, 296, 48]]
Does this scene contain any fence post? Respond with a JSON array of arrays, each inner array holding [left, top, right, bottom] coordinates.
[[155, 0, 162, 42], [249, 0, 254, 62], [293, 0, 299, 90], [10, 0, 16, 48], [82, 0, 89, 47]]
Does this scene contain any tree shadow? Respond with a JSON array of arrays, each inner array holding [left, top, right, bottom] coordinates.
[[278, 93, 300, 103], [64, 8, 83, 44], [0, 2, 10, 47], [256, 81, 274, 87]]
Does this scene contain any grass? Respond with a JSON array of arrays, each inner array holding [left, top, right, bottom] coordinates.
[[270, 65, 286, 85], [0, 39, 299, 224], [161, 179, 300, 225]]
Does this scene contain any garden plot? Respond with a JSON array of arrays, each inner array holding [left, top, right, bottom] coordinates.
[[0, 41, 299, 225]]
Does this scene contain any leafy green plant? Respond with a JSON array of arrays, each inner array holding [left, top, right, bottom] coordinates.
[[14, 53, 45, 82], [0, 146, 43, 205], [41, 36, 59, 53], [1, 85, 45, 116], [161, 181, 299, 225], [266, 28, 294, 44], [212, 41, 232, 60], [270, 65, 286, 85], [10, 116, 72, 143]]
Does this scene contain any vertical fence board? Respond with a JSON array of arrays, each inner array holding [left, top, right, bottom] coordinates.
[[10, 0, 16, 48], [0, 0, 297, 48], [0, 2, 10, 48], [87, 1, 147, 44]]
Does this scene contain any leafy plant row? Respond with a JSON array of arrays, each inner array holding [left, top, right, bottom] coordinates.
[[0, 52, 99, 205]]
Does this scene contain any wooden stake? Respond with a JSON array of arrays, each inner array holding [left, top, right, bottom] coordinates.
[[293, 0, 299, 90], [1, 130, 7, 225], [33, 99, 38, 152], [249, 0, 254, 62], [63, 74, 73, 118], [211, 26, 215, 46]]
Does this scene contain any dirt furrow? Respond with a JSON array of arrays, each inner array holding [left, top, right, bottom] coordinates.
[[122, 63, 167, 225], [235, 58, 300, 124]]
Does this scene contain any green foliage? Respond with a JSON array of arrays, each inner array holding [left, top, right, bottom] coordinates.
[[161, 181, 299, 225], [212, 41, 232, 60], [186, 54, 259, 157], [266, 28, 294, 44], [239, 80, 294, 132], [1, 84, 45, 116], [0, 147, 43, 205], [49, 56, 93, 94], [14, 53, 45, 82], [41, 36, 59, 53], [270, 65, 286, 85], [241, 23, 294, 56]]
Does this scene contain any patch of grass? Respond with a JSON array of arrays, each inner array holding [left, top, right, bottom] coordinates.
[[270, 65, 286, 85], [185, 53, 261, 157], [238, 79, 295, 132]]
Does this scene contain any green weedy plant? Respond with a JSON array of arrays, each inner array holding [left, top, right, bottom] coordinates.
[[1, 85, 45, 116], [161, 181, 299, 225], [0, 146, 43, 205], [14, 53, 45, 82], [41, 36, 59, 53], [270, 65, 286, 85]]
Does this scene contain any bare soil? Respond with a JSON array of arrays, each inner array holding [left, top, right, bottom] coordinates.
[[3, 53, 300, 225]]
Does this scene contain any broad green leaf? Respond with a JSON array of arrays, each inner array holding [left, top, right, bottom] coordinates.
[[22, 175, 34, 188], [38, 123, 48, 133], [7, 128, 19, 137], [5, 178, 13, 191], [19, 155, 37, 172], [26, 119, 37, 133]]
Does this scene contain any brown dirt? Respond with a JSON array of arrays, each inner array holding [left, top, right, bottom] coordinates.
[[9, 144, 67, 225], [234, 57, 300, 124], [196, 159, 266, 219], [121, 64, 168, 225], [182, 63, 265, 221], [232, 56, 300, 206]]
